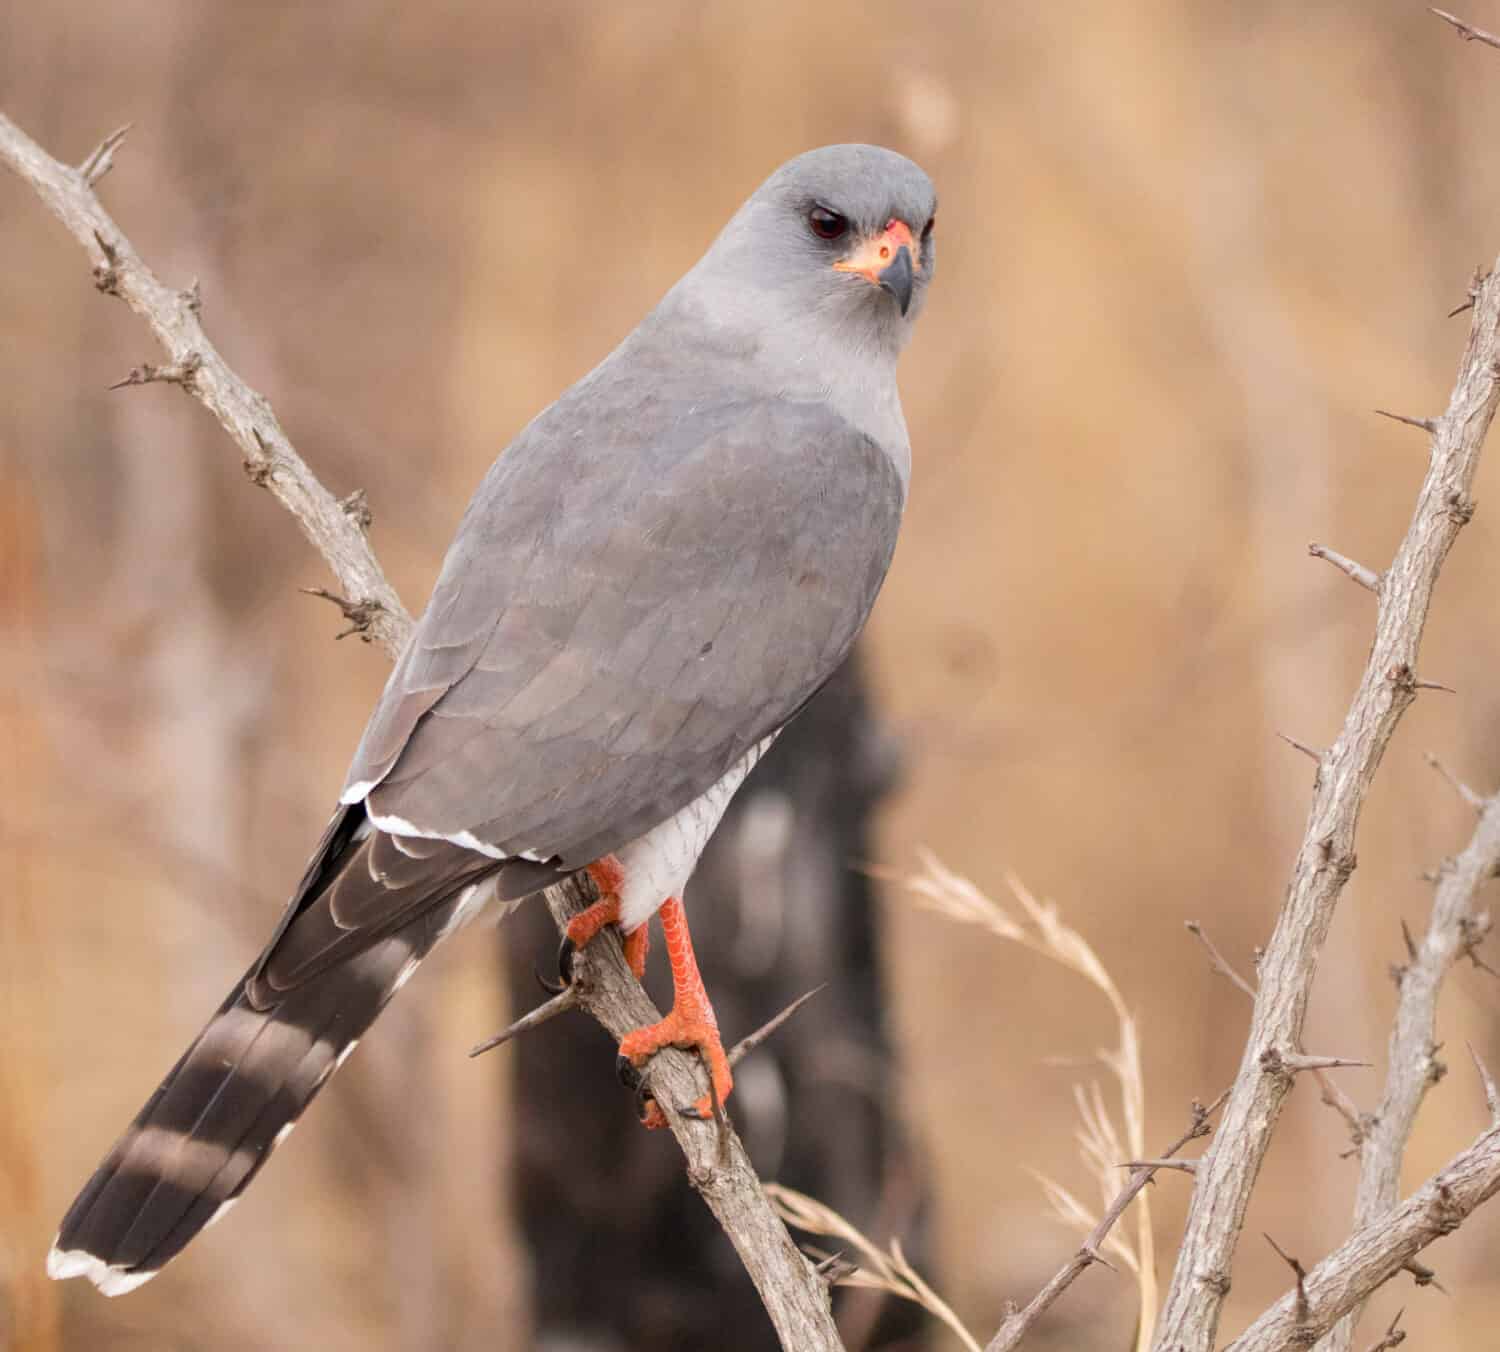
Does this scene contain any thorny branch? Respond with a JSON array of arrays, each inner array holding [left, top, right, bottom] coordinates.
[[1431, 6, 1500, 51], [1153, 241, 1500, 1348], [983, 1092, 1228, 1352], [1224, 1064, 1500, 1352], [0, 108, 844, 1352], [1320, 781, 1500, 1351], [0, 110, 411, 655]]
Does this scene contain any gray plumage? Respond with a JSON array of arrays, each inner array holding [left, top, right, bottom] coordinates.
[[51, 142, 936, 1294]]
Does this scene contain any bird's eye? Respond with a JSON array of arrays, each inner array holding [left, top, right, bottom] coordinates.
[[808, 206, 849, 241], [921, 215, 936, 244]]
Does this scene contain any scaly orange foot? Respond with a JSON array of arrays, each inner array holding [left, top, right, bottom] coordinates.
[[617, 894, 732, 1130], [564, 855, 648, 980]]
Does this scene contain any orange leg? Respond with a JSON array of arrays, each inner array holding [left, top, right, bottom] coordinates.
[[617, 895, 732, 1129], [564, 856, 648, 979]]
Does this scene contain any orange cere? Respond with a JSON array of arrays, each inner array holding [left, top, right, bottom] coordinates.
[[833, 217, 919, 285]]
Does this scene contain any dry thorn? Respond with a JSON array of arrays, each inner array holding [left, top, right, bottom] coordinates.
[[1186, 920, 1257, 1000], [77, 122, 132, 187], [108, 351, 202, 391], [1431, 6, 1500, 50], [1313, 1068, 1368, 1151], [300, 585, 387, 641], [728, 984, 826, 1068], [1449, 265, 1487, 318], [1467, 1043, 1500, 1124], [1283, 1053, 1373, 1074], [1457, 913, 1499, 977], [1413, 677, 1458, 693], [1263, 1233, 1311, 1327], [339, 488, 374, 532], [811, 1250, 855, 1286], [468, 985, 579, 1057], [1277, 731, 1326, 764], [1309, 542, 1382, 592], [1360, 1307, 1406, 1352], [1400, 1257, 1446, 1293], [1374, 408, 1438, 434]]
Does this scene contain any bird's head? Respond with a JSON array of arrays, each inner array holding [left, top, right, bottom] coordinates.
[[686, 144, 938, 356]]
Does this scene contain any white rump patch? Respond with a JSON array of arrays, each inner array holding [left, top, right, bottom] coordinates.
[[364, 809, 508, 860], [47, 1241, 157, 1297]]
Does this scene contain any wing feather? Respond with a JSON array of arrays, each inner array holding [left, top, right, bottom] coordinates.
[[347, 384, 903, 867]]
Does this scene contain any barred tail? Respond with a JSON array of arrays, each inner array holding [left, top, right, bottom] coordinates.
[[48, 892, 474, 1295]]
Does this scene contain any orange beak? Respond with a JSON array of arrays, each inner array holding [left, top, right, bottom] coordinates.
[[833, 218, 919, 315]]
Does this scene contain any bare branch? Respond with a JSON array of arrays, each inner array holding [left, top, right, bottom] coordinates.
[[1186, 920, 1257, 1000], [1431, 6, 1500, 50], [0, 109, 412, 655], [1309, 542, 1381, 593], [985, 1090, 1228, 1352], [1321, 789, 1500, 1350], [1224, 1113, 1500, 1351], [1154, 254, 1500, 1351], [542, 877, 843, 1348], [1425, 752, 1484, 810], [2, 107, 841, 1351]]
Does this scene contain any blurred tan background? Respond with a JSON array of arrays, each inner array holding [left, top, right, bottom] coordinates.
[[6, 2, 1500, 1348]]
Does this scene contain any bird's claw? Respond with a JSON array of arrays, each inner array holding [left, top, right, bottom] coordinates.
[[533, 936, 572, 996], [616, 1053, 657, 1122]]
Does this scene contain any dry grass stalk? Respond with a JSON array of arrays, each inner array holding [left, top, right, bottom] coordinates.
[[891, 850, 1156, 1350], [765, 1183, 982, 1352]]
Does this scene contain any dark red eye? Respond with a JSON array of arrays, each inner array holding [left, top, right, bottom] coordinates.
[[808, 206, 849, 241]]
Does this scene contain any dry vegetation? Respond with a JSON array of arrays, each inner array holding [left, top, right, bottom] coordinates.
[[8, 4, 1500, 1350]]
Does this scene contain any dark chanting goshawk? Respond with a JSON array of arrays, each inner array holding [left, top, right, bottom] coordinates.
[[50, 142, 937, 1295]]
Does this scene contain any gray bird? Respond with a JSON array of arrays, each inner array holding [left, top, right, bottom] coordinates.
[[50, 142, 936, 1295]]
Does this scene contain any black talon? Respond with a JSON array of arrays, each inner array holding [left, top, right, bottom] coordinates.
[[616, 1055, 655, 1119], [534, 959, 566, 996], [556, 934, 578, 988]]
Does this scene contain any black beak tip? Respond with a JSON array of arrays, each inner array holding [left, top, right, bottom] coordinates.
[[878, 245, 915, 317]]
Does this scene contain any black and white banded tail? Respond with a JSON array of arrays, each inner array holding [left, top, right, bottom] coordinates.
[[49, 837, 504, 1295]]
